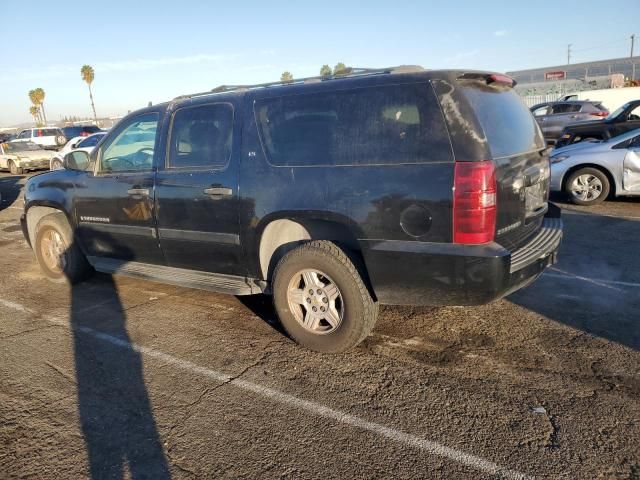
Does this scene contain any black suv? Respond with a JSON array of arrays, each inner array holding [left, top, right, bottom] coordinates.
[[62, 125, 103, 141], [21, 67, 562, 352], [555, 99, 640, 148]]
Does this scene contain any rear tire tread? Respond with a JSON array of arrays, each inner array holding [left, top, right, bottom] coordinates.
[[272, 240, 378, 352]]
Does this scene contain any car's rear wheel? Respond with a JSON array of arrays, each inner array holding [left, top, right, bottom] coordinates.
[[55, 135, 66, 146], [8, 160, 23, 175], [272, 240, 378, 353], [34, 213, 91, 284], [565, 167, 610, 206]]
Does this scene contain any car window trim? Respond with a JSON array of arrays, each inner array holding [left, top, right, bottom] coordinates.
[[96, 111, 160, 176], [163, 101, 235, 172]]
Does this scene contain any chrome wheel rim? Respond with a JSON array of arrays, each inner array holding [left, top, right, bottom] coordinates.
[[287, 269, 344, 334], [571, 174, 603, 202], [40, 229, 66, 273]]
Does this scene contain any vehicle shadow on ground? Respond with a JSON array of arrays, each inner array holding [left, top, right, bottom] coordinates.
[[67, 250, 171, 479], [508, 208, 640, 352], [0, 175, 24, 210], [236, 294, 290, 337]]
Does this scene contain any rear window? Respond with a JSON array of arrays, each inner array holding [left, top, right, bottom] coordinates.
[[461, 86, 544, 158], [35, 128, 61, 137], [255, 83, 452, 166]]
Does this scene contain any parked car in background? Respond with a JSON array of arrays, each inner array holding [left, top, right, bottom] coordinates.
[[21, 67, 562, 352], [0, 142, 54, 174], [0, 133, 16, 143], [62, 125, 102, 141], [530, 100, 608, 144], [555, 100, 640, 148], [550, 128, 640, 205], [50, 132, 107, 170], [12, 128, 66, 150], [558, 86, 640, 112]]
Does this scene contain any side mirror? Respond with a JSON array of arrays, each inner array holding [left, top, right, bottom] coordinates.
[[63, 151, 90, 171]]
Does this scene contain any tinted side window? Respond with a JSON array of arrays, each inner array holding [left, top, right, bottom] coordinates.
[[78, 135, 102, 148], [168, 104, 233, 169], [255, 83, 452, 166], [100, 113, 158, 173], [551, 103, 578, 114]]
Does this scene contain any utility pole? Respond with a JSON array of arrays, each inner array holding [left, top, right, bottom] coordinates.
[[567, 44, 572, 65], [632, 35, 636, 81]]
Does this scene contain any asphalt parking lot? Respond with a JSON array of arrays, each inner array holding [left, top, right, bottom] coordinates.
[[0, 172, 639, 479]]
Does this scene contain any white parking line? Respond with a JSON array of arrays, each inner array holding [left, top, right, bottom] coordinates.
[[545, 268, 640, 289], [0, 297, 532, 480]]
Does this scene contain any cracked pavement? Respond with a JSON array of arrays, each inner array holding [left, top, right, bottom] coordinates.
[[1, 172, 639, 479]]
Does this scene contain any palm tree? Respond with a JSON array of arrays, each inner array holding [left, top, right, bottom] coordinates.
[[280, 71, 293, 83], [29, 106, 39, 125], [320, 65, 332, 78], [28, 90, 43, 125], [33, 88, 47, 125], [81, 65, 98, 123]]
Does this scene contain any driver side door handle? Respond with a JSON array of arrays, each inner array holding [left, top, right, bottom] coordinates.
[[127, 188, 150, 197], [203, 187, 233, 196]]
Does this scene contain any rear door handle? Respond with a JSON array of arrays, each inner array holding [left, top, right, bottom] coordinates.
[[203, 187, 233, 196], [127, 188, 150, 196]]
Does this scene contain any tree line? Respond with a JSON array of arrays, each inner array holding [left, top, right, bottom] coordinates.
[[25, 61, 354, 126], [27, 65, 98, 127], [280, 62, 351, 83]]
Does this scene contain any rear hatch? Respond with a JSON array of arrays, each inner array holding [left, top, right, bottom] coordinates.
[[434, 73, 549, 250]]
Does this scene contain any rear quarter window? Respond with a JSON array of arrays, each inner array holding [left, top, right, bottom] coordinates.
[[254, 82, 453, 166], [461, 85, 544, 158]]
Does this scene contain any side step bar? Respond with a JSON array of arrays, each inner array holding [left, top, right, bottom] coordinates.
[[87, 257, 264, 296]]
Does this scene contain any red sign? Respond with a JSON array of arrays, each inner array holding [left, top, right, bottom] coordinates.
[[545, 71, 566, 81]]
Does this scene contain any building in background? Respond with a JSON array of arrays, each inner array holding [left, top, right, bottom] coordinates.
[[507, 56, 640, 106]]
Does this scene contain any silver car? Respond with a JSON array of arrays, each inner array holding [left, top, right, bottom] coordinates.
[[550, 128, 640, 205], [531, 100, 608, 144]]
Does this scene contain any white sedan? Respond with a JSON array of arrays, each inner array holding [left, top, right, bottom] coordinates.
[[50, 132, 106, 170], [0, 142, 54, 174]]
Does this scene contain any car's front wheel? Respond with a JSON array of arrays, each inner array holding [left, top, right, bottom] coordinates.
[[34, 213, 91, 284], [50, 158, 64, 170], [8, 160, 23, 175], [565, 167, 610, 206], [272, 240, 378, 353]]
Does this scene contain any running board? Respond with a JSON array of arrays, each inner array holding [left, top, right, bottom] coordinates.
[[87, 257, 263, 295]]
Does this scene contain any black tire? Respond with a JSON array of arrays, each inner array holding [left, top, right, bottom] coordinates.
[[565, 167, 610, 206], [9, 160, 23, 175], [55, 135, 67, 146], [33, 213, 91, 284], [272, 240, 378, 353], [51, 159, 64, 170]]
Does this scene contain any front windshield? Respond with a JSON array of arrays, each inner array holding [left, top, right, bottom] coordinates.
[[2, 141, 42, 152], [606, 103, 629, 120]]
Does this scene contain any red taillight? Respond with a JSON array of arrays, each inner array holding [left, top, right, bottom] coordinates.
[[487, 74, 515, 87], [81, 132, 89, 136], [590, 111, 608, 117], [453, 161, 497, 244]]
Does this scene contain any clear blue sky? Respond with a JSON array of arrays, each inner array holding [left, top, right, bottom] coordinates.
[[2, 0, 639, 126]]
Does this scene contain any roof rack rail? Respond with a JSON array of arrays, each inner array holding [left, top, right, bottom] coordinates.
[[172, 65, 425, 101]]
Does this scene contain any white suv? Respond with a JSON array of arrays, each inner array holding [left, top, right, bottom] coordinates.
[[12, 128, 67, 150]]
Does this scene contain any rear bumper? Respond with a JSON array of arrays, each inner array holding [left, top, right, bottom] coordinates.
[[361, 204, 562, 306]]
